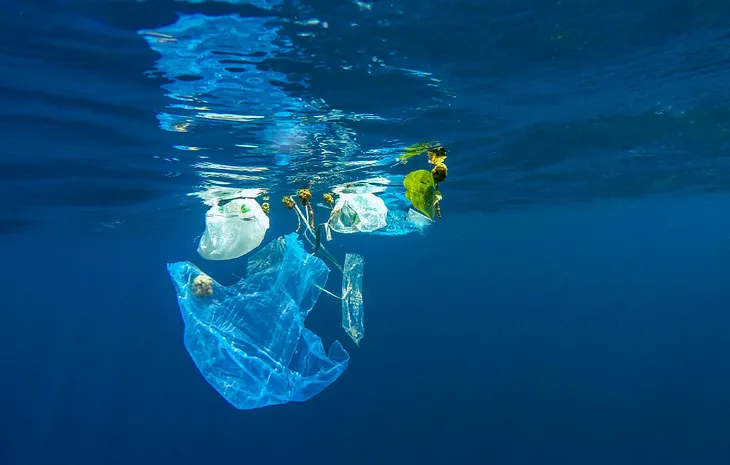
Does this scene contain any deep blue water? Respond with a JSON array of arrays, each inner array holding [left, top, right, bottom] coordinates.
[[3, 0, 730, 464]]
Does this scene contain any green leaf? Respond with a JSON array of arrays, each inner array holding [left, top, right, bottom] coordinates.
[[398, 141, 438, 162], [404, 169, 440, 220]]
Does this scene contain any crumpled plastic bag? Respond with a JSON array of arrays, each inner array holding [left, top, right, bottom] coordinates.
[[168, 233, 350, 410], [328, 193, 387, 234], [197, 198, 269, 260]]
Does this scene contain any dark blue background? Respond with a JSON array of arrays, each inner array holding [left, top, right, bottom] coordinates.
[[3, 0, 730, 463], [2, 196, 729, 465]]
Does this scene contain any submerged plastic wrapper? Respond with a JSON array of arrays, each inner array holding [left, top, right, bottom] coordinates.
[[328, 193, 388, 234], [197, 198, 269, 260], [342, 254, 365, 345], [368, 191, 431, 236], [168, 233, 350, 410]]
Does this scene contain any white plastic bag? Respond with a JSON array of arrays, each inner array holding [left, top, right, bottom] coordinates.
[[328, 193, 387, 234], [197, 198, 270, 260]]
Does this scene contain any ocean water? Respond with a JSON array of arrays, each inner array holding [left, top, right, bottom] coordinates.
[[2, 0, 730, 464]]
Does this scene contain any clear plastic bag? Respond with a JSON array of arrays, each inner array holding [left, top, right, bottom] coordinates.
[[328, 193, 388, 234], [168, 233, 349, 410], [197, 198, 270, 260]]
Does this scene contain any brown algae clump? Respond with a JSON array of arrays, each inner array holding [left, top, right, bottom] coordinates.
[[192, 274, 213, 297]]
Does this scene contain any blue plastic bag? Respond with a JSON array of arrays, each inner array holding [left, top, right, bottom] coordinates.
[[168, 233, 349, 410]]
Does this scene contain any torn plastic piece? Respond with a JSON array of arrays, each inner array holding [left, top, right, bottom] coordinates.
[[406, 208, 432, 228], [197, 198, 270, 260], [168, 233, 349, 410], [368, 191, 432, 236], [342, 253, 365, 345], [329, 193, 387, 234]]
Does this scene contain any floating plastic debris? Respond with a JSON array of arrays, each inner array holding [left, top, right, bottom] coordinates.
[[197, 198, 270, 260], [168, 233, 349, 410], [328, 193, 388, 234], [342, 253, 365, 345]]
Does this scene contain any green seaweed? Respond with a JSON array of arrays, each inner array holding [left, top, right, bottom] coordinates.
[[398, 141, 438, 162]]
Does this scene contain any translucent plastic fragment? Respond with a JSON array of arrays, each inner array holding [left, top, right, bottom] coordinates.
[[328, 193, 387, 234], [168, 233, 350, 410], [406, 208, 432, 228], [369, 191, 431, 236], [342, 253, 365, 345], [197, 198, 270, 260]]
